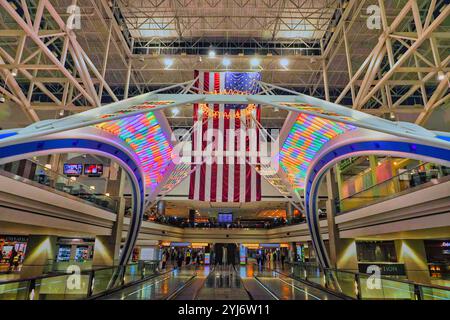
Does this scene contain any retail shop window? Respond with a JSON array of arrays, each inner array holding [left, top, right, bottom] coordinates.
[[424, 240, 450, 285], [0, 236, 28, 273]]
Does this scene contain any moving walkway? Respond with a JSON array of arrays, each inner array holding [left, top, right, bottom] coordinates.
[[100, 264, 342, 301]]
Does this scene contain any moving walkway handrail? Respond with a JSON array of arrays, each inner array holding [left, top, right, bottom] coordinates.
[[87, 265, 174, 300], [231, 264, 255, 300], [292, 261, 450, 291], [0, 270, 75, 285], [263, 264, 350, 300], [290, 262, 450, 300], [164, 274, 198, 300], [252, 275, 280, 301], [0, 261, 160, 300]]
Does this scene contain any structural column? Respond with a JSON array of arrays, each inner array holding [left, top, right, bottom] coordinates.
[[157, 200, 166, 216], [93, 163, 126, 267], [395, 239, 431, 284], [286, 202, 294, 223], [325, 169, 358, 271], [21, 235, 58, 278]]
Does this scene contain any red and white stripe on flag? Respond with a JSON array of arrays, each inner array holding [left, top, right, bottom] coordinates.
[[188, 71, 262, 203]]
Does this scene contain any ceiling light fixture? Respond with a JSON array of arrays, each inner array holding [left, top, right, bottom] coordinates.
[[437, 71, 445, 81], [172, 107, 180, 116], [208, 50, 216, 58], [280, 58, 289, 69], [163, 57, 174, 69], [250, 57, 261, 68], [222, 57, 231, 67]]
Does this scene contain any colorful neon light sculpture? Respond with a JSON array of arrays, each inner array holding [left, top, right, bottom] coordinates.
[[96, 112, 172, 190], [279, 113, 356, 191]]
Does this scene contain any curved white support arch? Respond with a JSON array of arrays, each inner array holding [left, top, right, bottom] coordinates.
[[304, 129, 450, 268], [0, 128, 148, 270]]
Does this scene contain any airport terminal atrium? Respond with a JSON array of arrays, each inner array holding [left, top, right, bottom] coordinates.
[[0, 0, 449, 304]]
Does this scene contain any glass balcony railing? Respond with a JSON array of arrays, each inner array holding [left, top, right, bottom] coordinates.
[[337, 164, 450, 213], [290, 262, 450, 300], [0, 159, 118, 213], [0, 261, 159, 300]]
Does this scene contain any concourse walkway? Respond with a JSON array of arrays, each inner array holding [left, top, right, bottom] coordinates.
[[97, 264, 342, 301]]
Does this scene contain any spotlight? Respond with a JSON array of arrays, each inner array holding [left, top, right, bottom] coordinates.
[[163, 57, 174, 69], [390, 112, 396, 119], [0, 95, 5, 103], [222, 57, 231, 67], [437, 71, 446, 81], [172, 107, 180, 116], [59, 110, 65, 116], [208, 50, 216, 58], [280, 58, 289, 68], [11, 69, 17, 77], [250, 57, 261, 68]]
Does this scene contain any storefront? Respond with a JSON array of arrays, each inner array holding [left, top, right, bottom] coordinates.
[[241, 243, 289, 264], [293, 243, 312, 262], [0, 236, 28, 272], [424, 240, 450, 283], [159, 242, 210, 265]]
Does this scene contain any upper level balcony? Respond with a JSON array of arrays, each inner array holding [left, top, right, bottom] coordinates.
[[0, 159, 118, 213], [337, 163, 450, 214]]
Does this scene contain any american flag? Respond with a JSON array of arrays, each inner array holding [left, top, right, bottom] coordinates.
[[188, 71, 262, 202]]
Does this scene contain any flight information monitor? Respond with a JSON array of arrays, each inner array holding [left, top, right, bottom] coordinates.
[[84, 164, 104, 177], [63, 164, 83, 176], [218, 213, 233, 223]]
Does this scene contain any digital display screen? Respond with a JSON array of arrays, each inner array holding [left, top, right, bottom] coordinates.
[[63, 164, 83, 176], [218, 213, 233, 223], [240, 245, 247, 265], [84, 164, 103, 177]]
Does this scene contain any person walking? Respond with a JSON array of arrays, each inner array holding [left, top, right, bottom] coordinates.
[[281, 251, 286, 268], [161, 251, 168, 269], [185, 250, 191, 265], [8, 248, 17, 272], [256, 252, 261, 268], [176, 252, 183, 269]]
